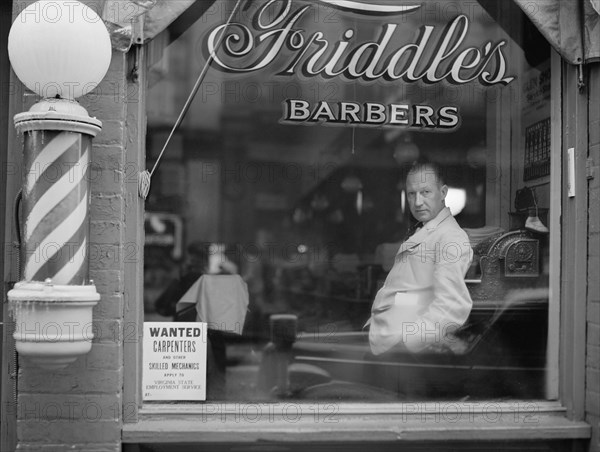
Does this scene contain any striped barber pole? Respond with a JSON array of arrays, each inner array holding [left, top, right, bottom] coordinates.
[[21, 129, 92, 285]]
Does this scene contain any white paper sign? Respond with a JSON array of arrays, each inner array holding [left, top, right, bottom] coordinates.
[[143, 322, 207, 401]]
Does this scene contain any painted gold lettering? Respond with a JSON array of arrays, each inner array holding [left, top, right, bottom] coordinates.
[[386, 26, 433, 81], [310, 101, 337, 121], [449, 48, 482, 83], [389, 104, 409, 125], [286, 99, 310, 120], [207, 2, 515, 87], [413, 105, 436, 127], [347, 24, 397, 79], [424, 15, 469, 82], [438, 106, 460, 128], [339, 102, 361, 122], [364, 103, 386, 124]]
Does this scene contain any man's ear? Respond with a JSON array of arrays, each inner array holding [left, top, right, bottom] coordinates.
[[440, 184, 448, 200]]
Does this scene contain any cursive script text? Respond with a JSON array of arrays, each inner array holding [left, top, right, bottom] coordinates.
[[207, 0, 515, 86]]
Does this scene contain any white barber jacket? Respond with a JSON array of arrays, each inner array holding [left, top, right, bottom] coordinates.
[[367, 207, 473, 355]]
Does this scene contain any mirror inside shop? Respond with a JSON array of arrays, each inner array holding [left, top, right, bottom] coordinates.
[[143, 0, 553, 402]]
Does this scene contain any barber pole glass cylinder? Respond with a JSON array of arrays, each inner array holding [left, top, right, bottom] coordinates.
[[15, 100, 100, 284]]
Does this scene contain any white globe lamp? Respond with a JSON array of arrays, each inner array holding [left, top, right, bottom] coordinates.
[[8, 0, 111, 101]]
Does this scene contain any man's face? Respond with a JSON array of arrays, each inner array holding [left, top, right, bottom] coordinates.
[[406, 167, 447, 223]]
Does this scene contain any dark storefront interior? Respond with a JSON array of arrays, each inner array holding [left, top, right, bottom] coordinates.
[[141, 0, 554, 403]]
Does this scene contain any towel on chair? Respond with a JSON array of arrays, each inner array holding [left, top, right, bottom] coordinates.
[[177, 274, 249, 334]]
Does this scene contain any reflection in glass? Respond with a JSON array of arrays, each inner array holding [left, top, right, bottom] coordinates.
[[143, 0, 552, 403]]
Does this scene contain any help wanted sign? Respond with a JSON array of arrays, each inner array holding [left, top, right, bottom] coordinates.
[[143, 322, 207, 401]]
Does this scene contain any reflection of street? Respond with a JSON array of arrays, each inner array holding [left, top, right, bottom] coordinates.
[[224, 343, 263, 400], [216, 287, 549, 402]]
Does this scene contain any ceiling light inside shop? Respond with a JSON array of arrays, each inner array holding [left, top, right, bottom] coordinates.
[[393, 133, 420, 165], [341, 174, 363, 193]]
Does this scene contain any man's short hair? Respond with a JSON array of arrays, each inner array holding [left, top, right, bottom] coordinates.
[[406, 160, 446, 187]]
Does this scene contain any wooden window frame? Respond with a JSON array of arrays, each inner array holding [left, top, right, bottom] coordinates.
[[121, 36, 591, 448]]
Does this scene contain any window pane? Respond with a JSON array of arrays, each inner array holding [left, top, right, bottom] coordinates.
[[144, 0, 553, 402]]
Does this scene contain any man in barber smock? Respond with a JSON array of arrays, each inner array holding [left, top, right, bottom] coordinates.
[[367, 162, 473, 355]]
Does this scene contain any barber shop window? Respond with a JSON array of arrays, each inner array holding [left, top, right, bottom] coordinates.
[[142, 0, 556, 403]]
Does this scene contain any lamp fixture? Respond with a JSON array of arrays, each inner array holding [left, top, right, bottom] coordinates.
[[8, 0, 111, 101], [293, 207, 307, 224], [341, 174, 363, 193], [328, 209, 344, 224], [393, 133, 420, 165], [466, 139, 487, 168], [311, 194, 330, 211]]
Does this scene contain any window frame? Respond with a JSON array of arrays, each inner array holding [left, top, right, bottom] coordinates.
[[121, 10, 590, 443]]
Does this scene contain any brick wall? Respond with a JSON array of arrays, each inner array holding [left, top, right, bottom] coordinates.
[[15, 49, 128, 451], [587, 63, 600, 452]]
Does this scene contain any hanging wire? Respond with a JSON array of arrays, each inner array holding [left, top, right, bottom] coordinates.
[[350, 64, 358, 156], [138, 0, 244, 199]]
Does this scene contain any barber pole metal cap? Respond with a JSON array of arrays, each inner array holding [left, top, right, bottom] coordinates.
[[15, 99, 102, 285], [14, 98, 102, 135]]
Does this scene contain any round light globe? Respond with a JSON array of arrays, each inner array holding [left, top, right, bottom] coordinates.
[[8, 0, 111, 100], [392, 133, 420, 165], [392, 141, 420, 165]]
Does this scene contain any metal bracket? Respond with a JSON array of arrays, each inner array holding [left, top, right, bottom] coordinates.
[[129, 16, 144, 83], [132, 13, 144, 46], [577, 64, 586, 92], [587, 158, 596, 180], [130, 45, 141, 83]]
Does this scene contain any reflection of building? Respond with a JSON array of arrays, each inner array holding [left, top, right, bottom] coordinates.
[[1, 1, 600, 451]]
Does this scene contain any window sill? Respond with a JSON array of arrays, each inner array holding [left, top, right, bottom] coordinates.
[[122, 401, 591, 444]]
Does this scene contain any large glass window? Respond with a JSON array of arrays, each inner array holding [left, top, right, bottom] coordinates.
[[143, 0, 554, 403]]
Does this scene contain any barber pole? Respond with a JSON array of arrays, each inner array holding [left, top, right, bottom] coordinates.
[[9, 99, 102, 369], [15, 100, 101, 284], [19, 124, 94, 284]]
